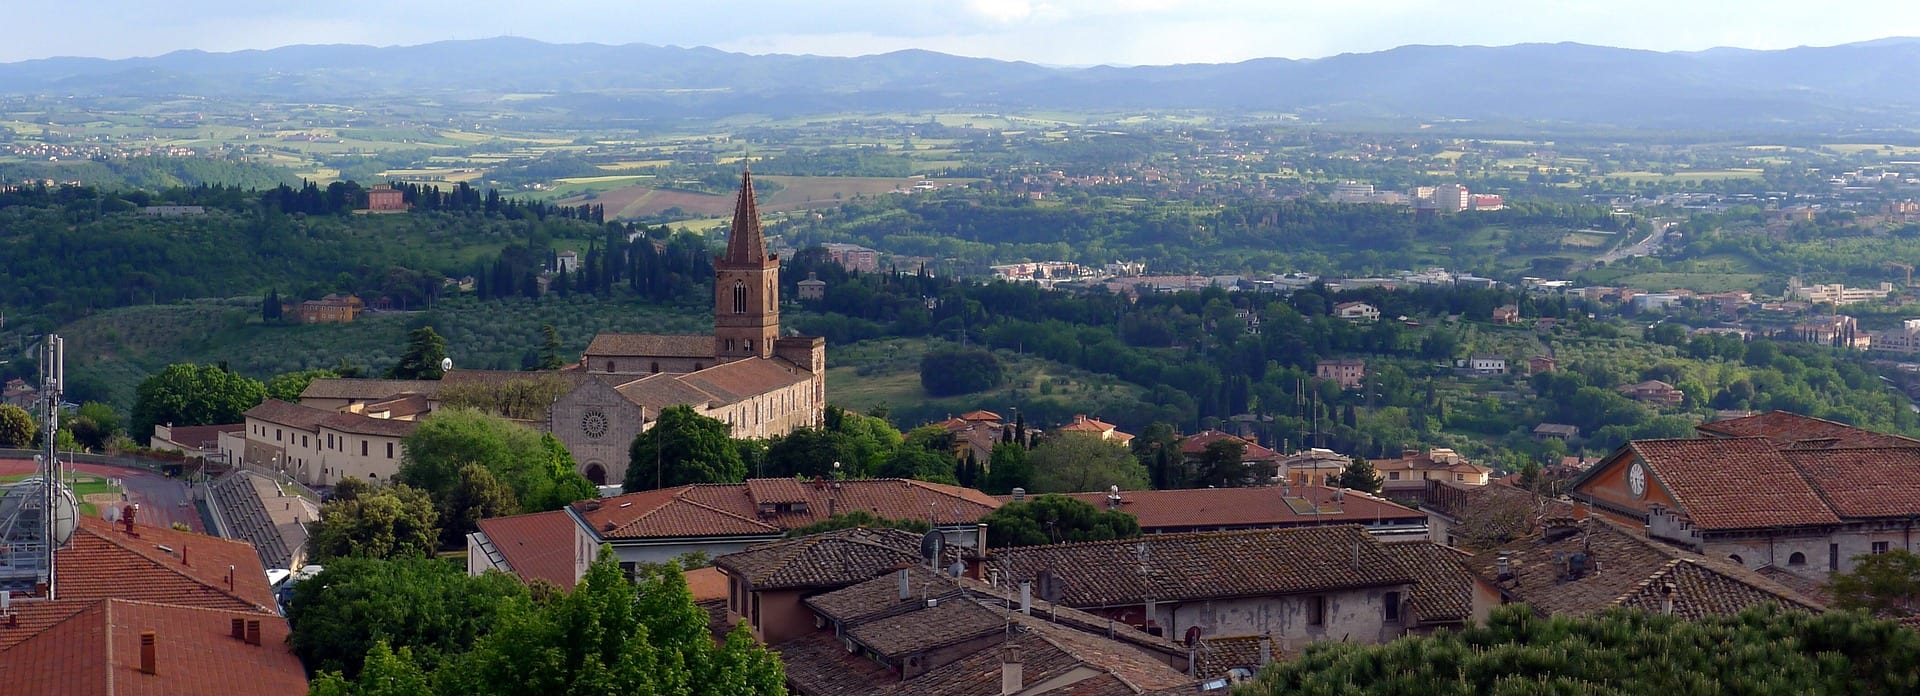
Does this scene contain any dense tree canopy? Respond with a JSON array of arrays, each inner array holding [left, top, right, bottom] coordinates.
[[626, 405, 746, 491], [0, 405, 35, 448], [1243, 604, 1920, 695], [307, 549, 786, 696], [399, 408, 595, 514], [129, 363, 266, 440], [308, 483, 440, 562], [265, 368, 340, 402], [920, 346, 1005, 397], [288, 556, 530, 679], [1027, 433, 1150, 494], [1830, 549, 1920, 617], [981, 495, 1141, 548], [388, 327, 450, 380]]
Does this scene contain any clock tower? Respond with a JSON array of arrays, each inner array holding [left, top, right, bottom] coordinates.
[[713, 170, 780, 361]]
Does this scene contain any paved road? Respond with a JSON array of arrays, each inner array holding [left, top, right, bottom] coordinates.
[[0, 459, 204, 533], [1592, 220, 1676, 267]]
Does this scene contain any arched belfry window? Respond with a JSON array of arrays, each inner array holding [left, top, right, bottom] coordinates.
[[733, 281, 748, 314]]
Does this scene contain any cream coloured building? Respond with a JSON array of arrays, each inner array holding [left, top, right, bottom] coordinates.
[[240, 399, 416, 487]]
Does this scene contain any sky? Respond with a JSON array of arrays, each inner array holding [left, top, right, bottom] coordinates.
[[10, 0, 1920, 66]]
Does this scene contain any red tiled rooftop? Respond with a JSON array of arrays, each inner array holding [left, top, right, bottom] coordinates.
[[684, 567, 729, 603], [1629, 438, 1840, 530], [0, 599, 307, 695], [54, 517, 277, 614], [1784, 447, 1920, 519], [565, 479, 1000, 541], [1037, 486, 1423, 532], [475, 509, 584, 590], [1696, 410, 1920, 449], [1178, 430, 1281, 461]]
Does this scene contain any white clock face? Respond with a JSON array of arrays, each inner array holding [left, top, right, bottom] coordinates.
[[1628, 462, 1647, 498], [581, 410, 610, 439]]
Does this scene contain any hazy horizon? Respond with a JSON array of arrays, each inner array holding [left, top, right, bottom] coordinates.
[[10, 1, 1920, 66]]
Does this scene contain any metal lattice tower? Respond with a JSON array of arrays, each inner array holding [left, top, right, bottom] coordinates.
[[0, 335, 77, 598]]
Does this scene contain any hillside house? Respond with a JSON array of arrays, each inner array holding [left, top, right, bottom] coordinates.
[[1334, 302, 1380, 322]]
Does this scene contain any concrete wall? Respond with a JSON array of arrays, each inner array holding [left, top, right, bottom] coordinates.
[[1094, 586, 1411, 648], [748, 588, 816, 645], [585, 354, 712, 376], [239, 416, 405, 487], [1707, 525, 1920, 582]]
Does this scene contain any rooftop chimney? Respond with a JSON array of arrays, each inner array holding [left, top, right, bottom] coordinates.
[[1011, 487, 1026, 502], [245, 619, 262, 646], [123, 503, 139, 534], [898, 568, 910, 601], [1000, 645, 1024, 696], [230, 618, 245, 641], [1019, 581, 1032, 616], [975, 523, 988, 553], [139, 631, 157, 675]]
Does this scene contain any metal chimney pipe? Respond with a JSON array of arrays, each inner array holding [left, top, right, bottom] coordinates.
[[1020, 581, 1032, 615], [897, 568, 910, 601]]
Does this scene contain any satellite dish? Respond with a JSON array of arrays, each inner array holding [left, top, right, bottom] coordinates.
[[919, 530, 944, 566], [440, 357, 453, 372], [102, 504, 122, 523], [0, 476, 79, 547]]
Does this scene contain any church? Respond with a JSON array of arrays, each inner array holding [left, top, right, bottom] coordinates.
[[549, 171, 826, 485]]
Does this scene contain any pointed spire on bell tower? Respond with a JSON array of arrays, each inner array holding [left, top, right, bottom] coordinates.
[[724, 169, 767, 265], [713, 167, 780, 361]]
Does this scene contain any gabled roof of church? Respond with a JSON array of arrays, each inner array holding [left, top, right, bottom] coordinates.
[[722, 170, 768, 265]]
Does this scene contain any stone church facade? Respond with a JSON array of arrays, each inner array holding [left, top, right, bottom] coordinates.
[[559, 171, 827, 485]]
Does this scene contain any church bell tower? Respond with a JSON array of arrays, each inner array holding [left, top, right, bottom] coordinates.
[[714, 170, 780, 361]]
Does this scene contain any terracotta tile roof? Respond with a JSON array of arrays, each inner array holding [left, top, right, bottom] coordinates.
[[847, 597, 1006, 659], [713, 527, 922, 590], [0, 599, 308, 695], [317, 410, 417, 438], [475, 509, 584, 590], [1040, 486, 1424, 533], [959, 410, 1002, 422], [805, 565, 955, 625], [878, 608, 1197, 696], [359, 393, 431, 419], [242, 399, 333, 430], [1374, 449, 1488, 475], [584, 333, 715, 359], [1192, 634, 1278, 679], [297, 378, 441, 401], [746, 477, 811, 505], [560, 479, 1000, 541], [1467, 517, 1822, 619], [951, 577, 1188, 662], [1178, 430, 1281, 461], [1380, 541, 1476, 625], [1696, 410, 1920, 449], [50, 517, 278, 615], [992, 525, 1414, 607], [438, 369, 598, 390], [1627, 438, 1840, 529], [575, 487, 780, 539], [1420, 480, 1575, 547], [676, 357, 814, 403], [1782, 447, 1920, 519], [156, 424, 242, 450], [774, 630, 901, 696], [684, 566, 730, 603], [613, 373, 720, 411]]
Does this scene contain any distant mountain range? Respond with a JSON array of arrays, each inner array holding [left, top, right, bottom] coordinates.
[[6, 37, 1920, 131]]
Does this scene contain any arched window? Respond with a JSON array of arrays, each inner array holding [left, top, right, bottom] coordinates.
[[733, 281, 748, 314], [1788, 552, 1806, 566], [744, 339, 753, 352], [584, 463, 607, 486], [650, 362, 660, 373], [1729, 554, 1744, 565]]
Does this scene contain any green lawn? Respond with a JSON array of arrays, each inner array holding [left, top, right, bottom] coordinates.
[[0, 472, 122, 516]]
